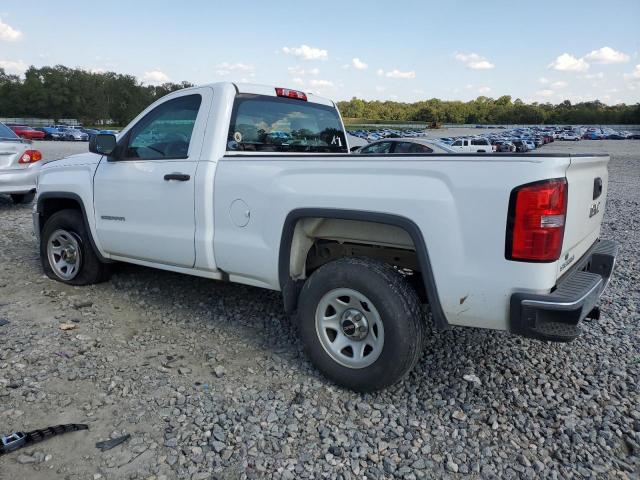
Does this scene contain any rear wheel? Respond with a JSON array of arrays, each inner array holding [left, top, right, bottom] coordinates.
[[41, 209, 110, 285], [10, 192, 35, 204], [297, 257, 425, 392]]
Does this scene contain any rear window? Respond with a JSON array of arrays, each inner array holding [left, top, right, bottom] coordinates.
[[227, 94, 347, 153], [0, 123, 19, 140]]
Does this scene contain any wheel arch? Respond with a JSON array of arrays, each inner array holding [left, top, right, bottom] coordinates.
[[278, 208, 448, 329], [37, 192, 107, 262]]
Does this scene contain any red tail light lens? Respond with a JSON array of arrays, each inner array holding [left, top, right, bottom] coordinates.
[[19, 150, 42, 164], [506, 178, 567, 262], [275, 87, 307, 101]]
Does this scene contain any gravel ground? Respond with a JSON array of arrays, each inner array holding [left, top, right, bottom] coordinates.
[[0, 140, 638, 479]]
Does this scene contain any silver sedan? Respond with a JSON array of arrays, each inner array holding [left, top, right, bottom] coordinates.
[[0, 122, 42, 203], [353, 137, 457, 154]]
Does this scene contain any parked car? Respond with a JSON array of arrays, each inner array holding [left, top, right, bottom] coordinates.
[[0, 122, 42, 203], [511, 140, 529, 152], [33, 82, 617, 391], [35, 127, 64, 141], [560, 132, 581, 141], [449, 137, 492, 152], [8, 125, 46, 140], [58, 128, 89, 141], [492, 141, 516, 153], [354, 138, 456, 154]]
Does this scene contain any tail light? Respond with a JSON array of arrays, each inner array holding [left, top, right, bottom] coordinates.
[[275, 87, 307, 101], [506, 178, 567, 262], [19, 150, 42, 164]]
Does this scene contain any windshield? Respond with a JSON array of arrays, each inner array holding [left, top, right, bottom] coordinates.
[[0, 123, 20, 140], [227, 94, 347, 153]]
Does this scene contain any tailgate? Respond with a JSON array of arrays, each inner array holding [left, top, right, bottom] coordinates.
[[558, 155, 610, 277]]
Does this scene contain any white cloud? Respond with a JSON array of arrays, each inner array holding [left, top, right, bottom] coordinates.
[[291, 77, 304, 86], [282, 44, 328, 61], [378, 69, 416, 79], [537, 89, 554, 97], [477, 86, 491, 94], [288, 66, 318, 76], [215, 62, 254, 76], [454, 52, 495, 70], [0, 18, 22, 42], [538, 77, 549, 84], [142, 70, 170, 84], [580, 72, 604, 80], [623, 64, 640, 81], [341, 64, 350, 70], [583, 46, 629, 64], [90, 68, 107, 74], [551, 80, 568, 89], [548, 53, 589, 72], [352, 58, 368, 70], [0, 59, 28, 74], [309, 79, 334, 88]]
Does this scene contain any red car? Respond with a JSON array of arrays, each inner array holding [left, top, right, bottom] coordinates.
[[8, 125, 46, 140]]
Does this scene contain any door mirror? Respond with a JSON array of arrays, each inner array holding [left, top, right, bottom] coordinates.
[[90, 133, 117, 156]]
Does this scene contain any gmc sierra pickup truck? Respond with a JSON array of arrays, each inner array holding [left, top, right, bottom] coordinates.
[[33, 83, 618, 391]]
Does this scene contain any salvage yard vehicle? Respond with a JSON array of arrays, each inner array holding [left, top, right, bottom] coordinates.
[[354, 138, 456, 154], [0, 122, 42, 203], [33, 83, 618, 391], [449, 137, 493, 152], [7, 124, 46, 140]]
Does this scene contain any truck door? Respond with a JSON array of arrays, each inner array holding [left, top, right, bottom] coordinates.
[[93, 88, 211, 267]]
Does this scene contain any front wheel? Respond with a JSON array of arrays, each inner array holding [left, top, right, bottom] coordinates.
[[40, 209, 110, 285], [297, 257, 426, 392]]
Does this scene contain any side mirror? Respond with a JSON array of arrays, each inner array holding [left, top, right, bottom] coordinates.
[[350, 146, 361, 153], [89, 133, 117, 156]]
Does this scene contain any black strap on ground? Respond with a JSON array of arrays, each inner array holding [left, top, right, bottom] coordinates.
[[0, 424, 88, 455]]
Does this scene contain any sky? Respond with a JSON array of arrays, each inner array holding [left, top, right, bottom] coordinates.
[[0, 0, 639, 105]]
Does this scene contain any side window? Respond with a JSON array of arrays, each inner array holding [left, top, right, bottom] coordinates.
[[452, 140, 462, 146], [409, 143, 433, 153], [123, 94, 202, 160], [393, 142, 412, 153], [359, 142, 392, 154], [394, 142, 434, 153]]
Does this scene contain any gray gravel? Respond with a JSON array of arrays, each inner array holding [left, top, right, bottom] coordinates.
[[0, 140, 638, 479]]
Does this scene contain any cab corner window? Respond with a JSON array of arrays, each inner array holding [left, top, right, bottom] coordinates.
[[124, 94, 202, 160]]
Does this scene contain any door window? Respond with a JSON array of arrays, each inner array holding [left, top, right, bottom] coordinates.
[[123, 94, 202, 160], [394, 142, 434, 154], [452, 140, 462, 146], [359, 142, 393, 154]]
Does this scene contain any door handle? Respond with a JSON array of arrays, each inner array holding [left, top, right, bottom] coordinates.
[[164, 173, 190, 181]]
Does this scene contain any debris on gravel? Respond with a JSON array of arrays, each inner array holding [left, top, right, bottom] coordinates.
[[0, 140, 638, 479]]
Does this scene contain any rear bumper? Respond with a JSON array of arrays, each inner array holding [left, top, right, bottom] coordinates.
[[510, 239, 618, 342], [0, 166, 39, 194]]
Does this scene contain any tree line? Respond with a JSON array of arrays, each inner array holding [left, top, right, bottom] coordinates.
[[1, 64, 638, 126], [337, 96, 640, 125], [0, 65, 192, 126]]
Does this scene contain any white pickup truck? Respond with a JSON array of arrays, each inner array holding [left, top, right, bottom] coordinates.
[[33, 83, 617, 391]]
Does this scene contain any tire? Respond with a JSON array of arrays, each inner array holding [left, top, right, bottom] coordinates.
[[40, 209, 110, 285], [10, 192, 35, 204], [297, 257, 426, 392]]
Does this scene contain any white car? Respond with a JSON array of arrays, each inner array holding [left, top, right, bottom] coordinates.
[[449, 137, 493, 152], [0, 122, 42, 203], [560, 132, 581, 141], [33, 82, 617, 391]]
